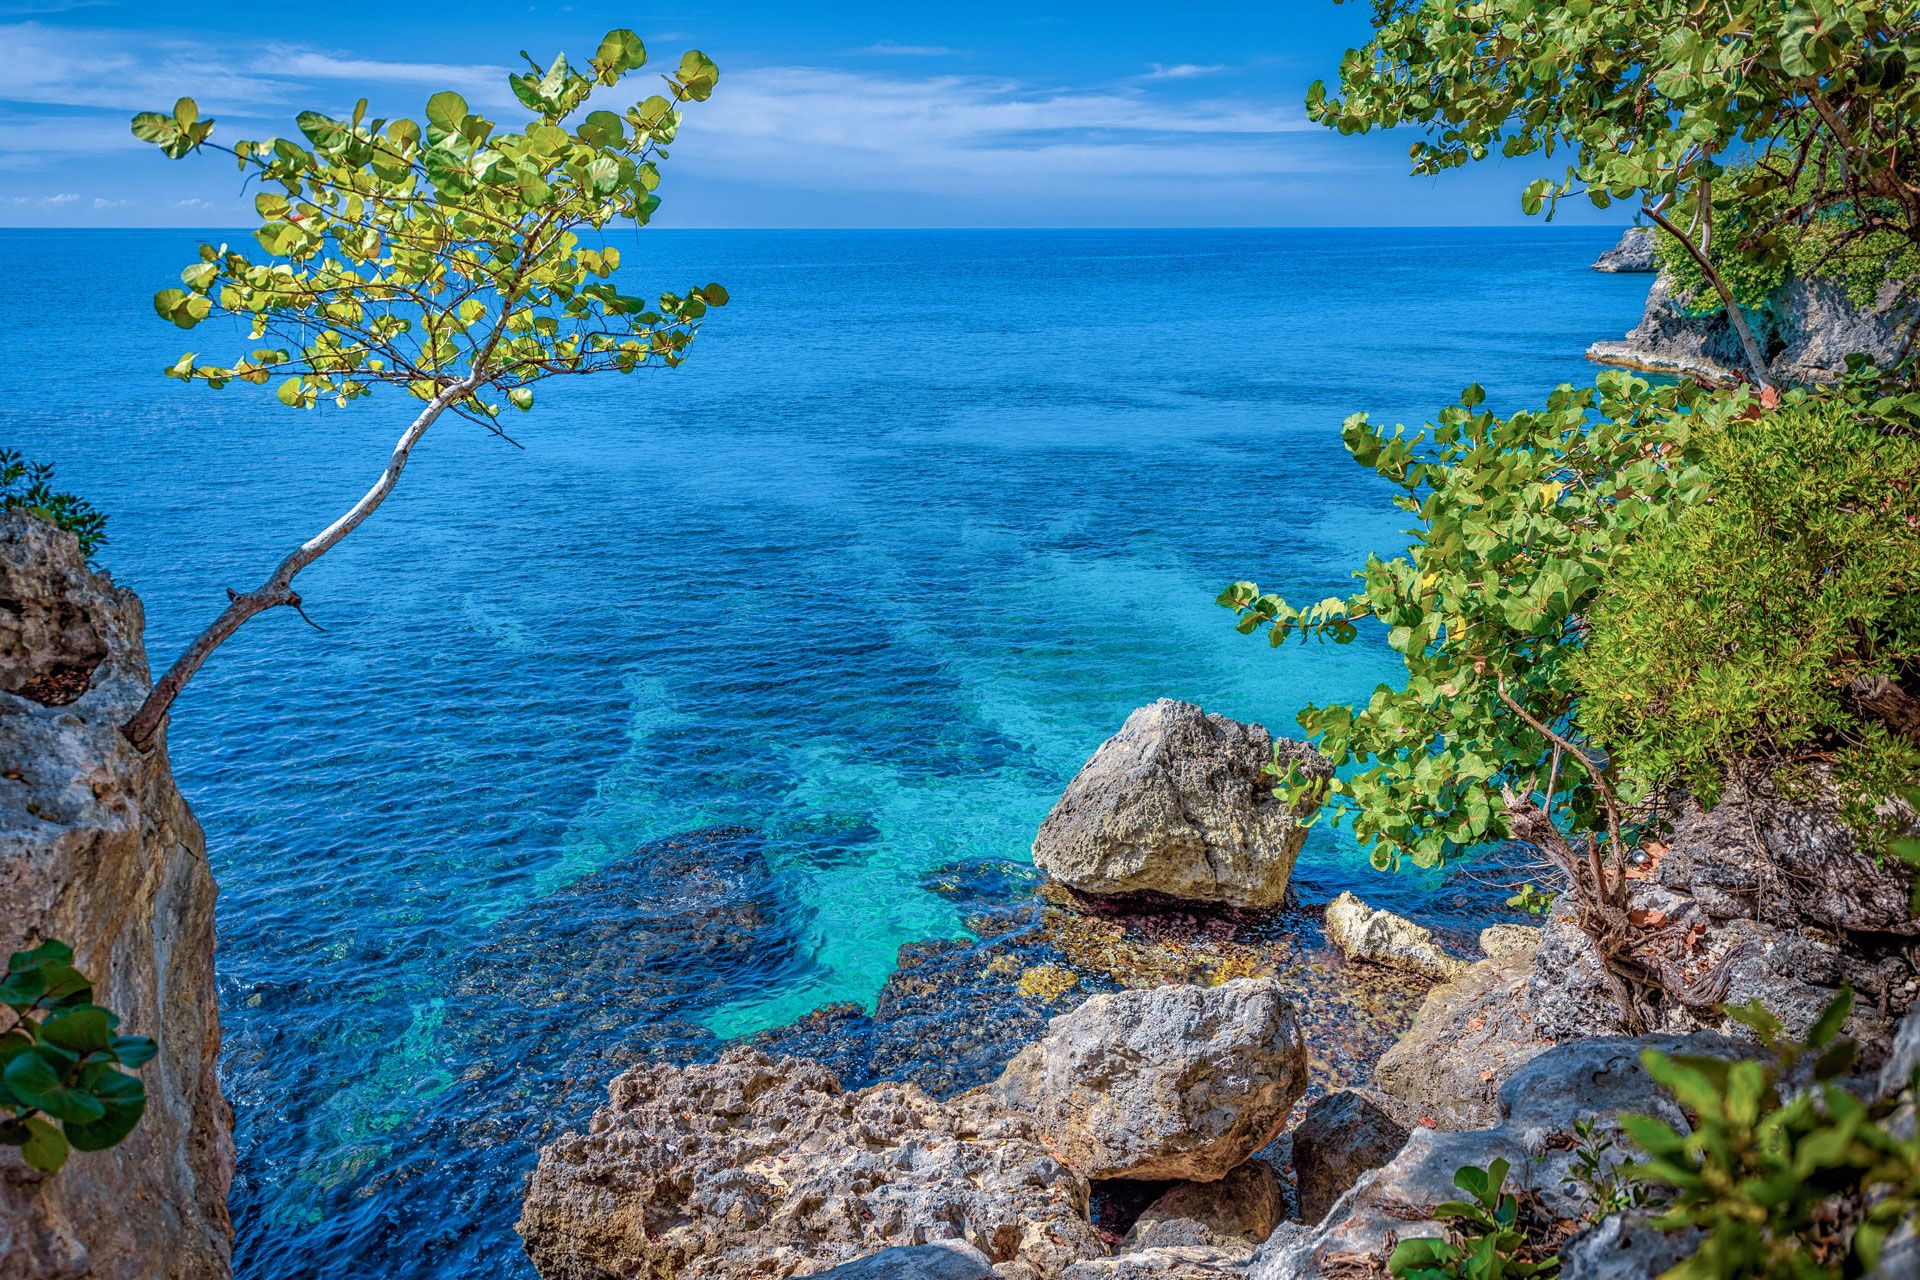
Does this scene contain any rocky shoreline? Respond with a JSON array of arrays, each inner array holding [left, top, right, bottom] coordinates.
[[510, 696, 1920, 1278]]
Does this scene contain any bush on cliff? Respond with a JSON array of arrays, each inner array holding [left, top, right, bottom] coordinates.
[[0, 450, 104, 560], [1576, 379, 1920, 840]]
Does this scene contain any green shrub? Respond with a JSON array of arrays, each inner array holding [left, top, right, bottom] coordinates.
[[1, 450, 106, 561], [1623, 990, 1920, 1279], [0, 940, 155, 1173], [1574, 384, 1920, 836]]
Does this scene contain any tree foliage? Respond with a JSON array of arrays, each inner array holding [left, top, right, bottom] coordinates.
[[1313, 0, 1920, 384], [130, 34, 726, 424], [1, 450, 106, 561], [0, 941, 155, 1175], [120, 30, 727, 750], [1221, 372, 1714, 873]]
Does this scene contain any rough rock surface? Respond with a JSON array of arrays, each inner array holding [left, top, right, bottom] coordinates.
[[1529, 778, 1917, 1058], [1032, 700, 1330, 910], [518, 1047, 1105, 1279], [0, 511, 232, 1280], [1588, 266, 1917, 386], [1371, 930, 1549, 1129], [1558, 1216, 1702, 1280], [990, 979, 1309, 1182], [1062, 1247, 1247, 1279], [1123, 1161, 1283, 1252], [1251, 1035, 1748, 1280], [1289, 1090, 1413, 1224], [1322, 893, 1466, 983], [1478, 923, 1541, 963], [812, 1242, 999, 1279], [1591, 226, 1658, 273]]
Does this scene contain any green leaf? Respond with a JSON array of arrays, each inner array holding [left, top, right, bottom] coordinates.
[[4, 1050, 105, 1124], [592, 29, 647, 85], [63, 1067, 146, 1152], [425, 91, 469, 140], [40, 1006, 112, 1055], [109, 1035, 157, 1069], [276, 378, 305, 408], [16, 1116, 69, 1173]]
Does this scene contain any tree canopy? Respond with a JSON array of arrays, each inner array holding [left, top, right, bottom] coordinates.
[[1313, 0, 1920, 383]]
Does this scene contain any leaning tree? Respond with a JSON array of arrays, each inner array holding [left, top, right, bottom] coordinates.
[[122, 31, 727, 750]]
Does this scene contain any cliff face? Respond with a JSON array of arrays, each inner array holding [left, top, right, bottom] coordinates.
[[0, 511, 232, 1280], [1588, 266, 1917, 385]]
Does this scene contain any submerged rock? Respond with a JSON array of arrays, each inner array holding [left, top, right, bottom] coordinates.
[[517, 1046, 1104, 1279], [1591, 226, 1658, 273], [0, 511, 232, 1280], [1322, 893, 1467, 983], [1033, 699, 1329, 910], [991, 979, 1309, 1182]]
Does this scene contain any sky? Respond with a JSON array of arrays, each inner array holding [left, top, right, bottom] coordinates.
[[0, 0, 1631, 229]]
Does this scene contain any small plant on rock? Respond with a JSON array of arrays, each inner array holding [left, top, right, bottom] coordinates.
[[0, 940, 155, 1173], [1, 450, 106, 561], [1387, 1158, 1563, 1280]]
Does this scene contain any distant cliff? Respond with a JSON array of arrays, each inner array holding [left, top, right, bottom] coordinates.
[[1588, 261, 1917, 386], [0, 511, 232, 1280]]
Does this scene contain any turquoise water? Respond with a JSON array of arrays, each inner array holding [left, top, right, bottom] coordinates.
[[2, 228, 1650, 1277]]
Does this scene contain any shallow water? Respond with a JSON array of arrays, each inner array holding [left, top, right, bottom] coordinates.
[[2, 227, 1650, 1278]]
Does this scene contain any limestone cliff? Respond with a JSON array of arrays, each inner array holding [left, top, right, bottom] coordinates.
[[0, 511, 232, 1280], [1588, 264, 1917, 386]]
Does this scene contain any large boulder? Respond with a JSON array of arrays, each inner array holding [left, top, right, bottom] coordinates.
[[810, 1242, 998, 1279], [990, 979, 1309, 1182], [1123, 1161, 1283, 1252], [1322, 894, 1466, 983], [1032, 700, 1329, 910], [1371, 930, 1548, 1129], [1591, 226, 1658, 273], [1289, 1090, 1413, 1224], [518, 1047, 1105, 1279], [0, 512, 232, 1280]]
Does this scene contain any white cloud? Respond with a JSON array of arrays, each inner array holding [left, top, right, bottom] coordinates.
[[91, 196, 134, 207], [1141, 63, 1227, 80], [858, 42, 966, 57], [0, 192, 79, 204], [673, 65, 1323, 203]]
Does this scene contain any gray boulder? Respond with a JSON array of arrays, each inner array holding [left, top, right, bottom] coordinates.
[[991, 979, 1309, 1182], [1592, 226, 1658, 272], [1032, 699, 1329, 909], [1124, 1161, 1283, 1252], [810, 1242, 998, 1279], [1372, 931, 1547, 1129], [1253, 1034, 1751, 1280], [1322, 893, 1466, 983], [518, 1047, 1104, 1279], [1560, 1216, 1702, 1280], [1063, 1247, 1249, 1279], [1289, 1090, 1413, 1224]]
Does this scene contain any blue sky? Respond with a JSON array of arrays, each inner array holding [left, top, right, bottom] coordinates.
[[0, 1, 1630, 228]]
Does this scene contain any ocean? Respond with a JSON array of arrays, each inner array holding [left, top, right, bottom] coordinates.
[[1, 226, 1650, 1278]]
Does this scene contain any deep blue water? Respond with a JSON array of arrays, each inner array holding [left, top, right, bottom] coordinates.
[[2, 227, 1650, 1278]]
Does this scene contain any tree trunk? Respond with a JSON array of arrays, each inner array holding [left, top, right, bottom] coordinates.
[[1642, 204, 1777, 390], [122, 378, 477, 751]]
